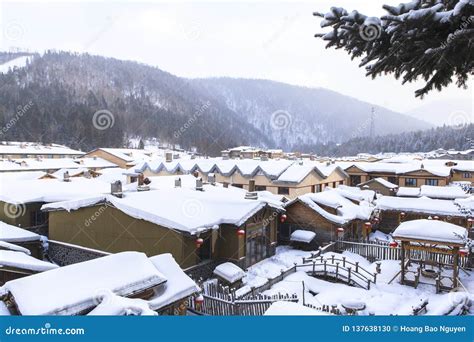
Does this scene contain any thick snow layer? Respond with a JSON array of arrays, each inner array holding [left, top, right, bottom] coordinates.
[[0, 241, 31, 254], [213, 262, 246, 283], [376, 196, 469, 216], [392, 219, 467, 244], [346, 161, 451, 177], [264, 301, 328, 315], [2, 252, 166, 315], [369, 231, 393, 243], [361, 177, 398, 189], [0, 178, 111, 204], [0, 141, 82, 155], [336, 185, 375, 203], [397, 187, 421, 197], [0, 171, 46, 182], [148, 253, 199, 310], [420, 185, 469, 200], [290, 230, 316, 243], [87, 290, 157, 316], [0, 301, 10, 316], [290, 189, 373, 225], [43, 187, 283, 234], [0, 250, 58, 272], [0, 221, 41, 242]]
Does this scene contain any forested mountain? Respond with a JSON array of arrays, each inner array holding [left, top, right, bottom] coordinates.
[[308, 124, 474, 157], [191, 78, 430, 148], [0, 51, 438, 155]]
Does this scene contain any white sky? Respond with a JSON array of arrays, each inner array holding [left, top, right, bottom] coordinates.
[[0, 0, 472, 114]]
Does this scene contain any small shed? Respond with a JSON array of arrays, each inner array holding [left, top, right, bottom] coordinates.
[[290, 230, 317, 250], [392, 219, 468, 292]]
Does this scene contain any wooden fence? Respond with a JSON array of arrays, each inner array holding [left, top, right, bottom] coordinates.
[[335, 239, 468, 267]]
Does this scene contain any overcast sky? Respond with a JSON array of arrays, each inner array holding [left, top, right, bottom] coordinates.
[[0, 0, 472, 115]]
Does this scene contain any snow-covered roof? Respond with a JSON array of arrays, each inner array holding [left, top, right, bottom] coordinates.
[[393, 219, 467, 245], [0, 250, 58, 272], [0, 241, 32, 254], [0, 221, 41, 243], [148, 253, 199, 310], [0, 142, 83, 156], [287, 189, 373, 225], [87, 290, 157, 316], [0, 251, 166, 315], [359, 177, 398, 189], [0, 178, 112, 204], [396, 187, 421, 197], [0, 171, 46, 181], [376, 196, 469, 217], [419, 185, 469, 200], [335, 185, 375, 203], [42, 186, 284, 234], [264, 301, 328, 316], [345, 161, 451, 177], [213, 262, 245, 283], [290, 230, 316, 243]]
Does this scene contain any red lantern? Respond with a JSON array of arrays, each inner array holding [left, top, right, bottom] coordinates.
[[195, 238, 204, 248], [389, 241, 398, 248], [195, 294, 204, 304], [459, 249, 469, 257], [237, 229, 245, 237], [433, 216, 439, 220], [336, 227, 344, 234], [280, 214, 287, 223], [467, 218, 474, 226], [364, 222, 372, 230], [373, 217, 379, 224], [400, 212, 406, 219]]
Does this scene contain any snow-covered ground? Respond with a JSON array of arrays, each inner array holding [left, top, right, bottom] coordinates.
[[0, 56, 31, 73], [239, 246, 473, 315]]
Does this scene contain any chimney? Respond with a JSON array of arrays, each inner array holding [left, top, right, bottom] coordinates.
[[138, 173, 144, 186], [137, 173, 150, 191], [165, 152, 173, 163], [175, 177, 182, 188], [248, 179, 256, 192], [63, 171, 71, 182], [196, 178, 203, 191], [245, 192, 258, 200], [84, 170, 91, 179], [111, 181, 123, 198]]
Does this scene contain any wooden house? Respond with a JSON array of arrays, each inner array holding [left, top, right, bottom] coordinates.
[[358, 177, 398, 196], [43, 184, 284, 269]]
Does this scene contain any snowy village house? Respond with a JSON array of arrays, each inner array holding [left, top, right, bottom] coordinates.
[[281, 187, 374, 245], [42, 183, 284, 269], [0, 251, 199, 315]]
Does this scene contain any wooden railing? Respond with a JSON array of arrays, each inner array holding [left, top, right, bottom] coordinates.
[[335, 239, 468, 267]]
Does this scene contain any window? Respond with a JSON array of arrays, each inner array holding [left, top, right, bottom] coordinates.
[[388, 176, 397, 185], [425, 179, 439, 186], [255, 185, 266, 191], [246, 226, 270, 267], [339, 180, 344, 185], [349, 175, 361, 186], [278, 187, 289, 195], [463, 172, 472, 179], [332, 182, 337, 188], [404, 178, 417, 187], [232, 184, 243, 188], [315, 184, 322, 193]]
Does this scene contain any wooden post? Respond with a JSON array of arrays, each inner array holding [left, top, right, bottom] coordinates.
[[453, 247, 459, 289], [400, 241, 406, 285]]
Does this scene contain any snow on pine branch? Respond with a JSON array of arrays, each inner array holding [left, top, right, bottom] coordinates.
[[314, 0, 474, 97]]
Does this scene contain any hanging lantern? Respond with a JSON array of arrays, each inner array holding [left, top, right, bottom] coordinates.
[[336, 227, 344, 236], [237, 229, 245, 237], [364, 222, 372, 230], [195, 294, 204, 305], [459, 249, 469, 257], [389, 241, 398, 248], [433, 216, 439, 220], [373, 217, 379, 224], [467, 218, 474, 227], [280, 214, 287, 223], [400, 212, 406, 219], [195, 237, 204, 248]]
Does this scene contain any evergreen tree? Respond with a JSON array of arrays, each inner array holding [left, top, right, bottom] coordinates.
[[314, 0, 473, 97]]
